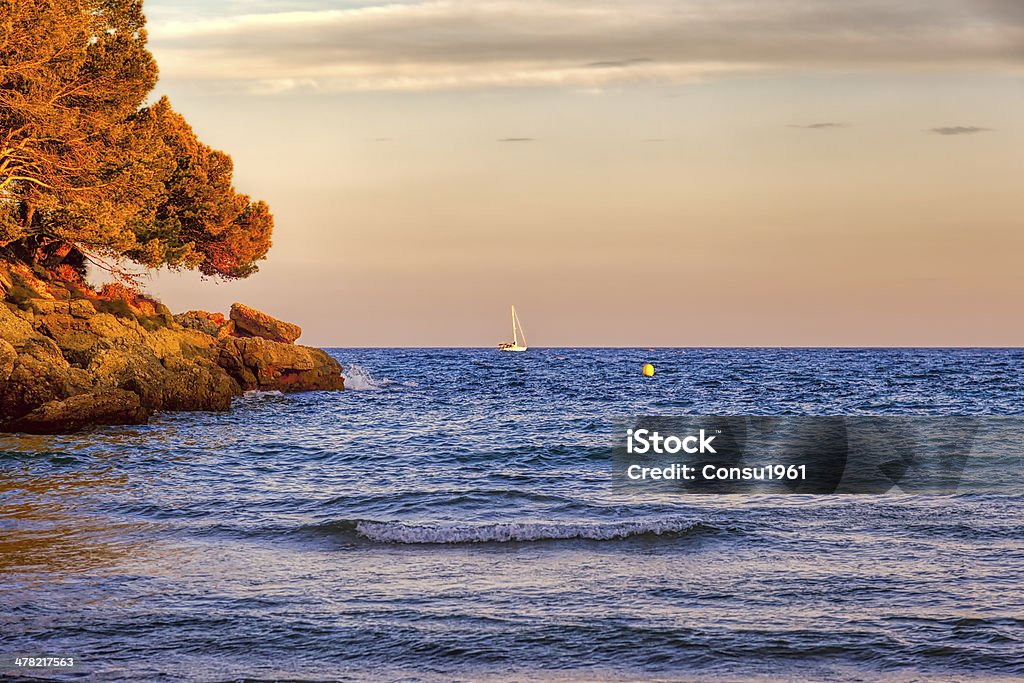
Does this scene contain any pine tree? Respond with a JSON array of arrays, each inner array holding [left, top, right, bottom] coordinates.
[[0, 0, 272, 279]]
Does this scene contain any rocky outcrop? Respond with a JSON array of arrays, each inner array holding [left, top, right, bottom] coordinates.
[[219, 337, 345, 392], [0, 262, 344, 434], [230, 302, 301, 343], [0, 335, 93, 422], [5, 390, 150, 434], [87, 343, 239, 413]]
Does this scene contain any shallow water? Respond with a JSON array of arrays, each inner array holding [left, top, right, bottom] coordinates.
[[1, 348, 1023, 681]]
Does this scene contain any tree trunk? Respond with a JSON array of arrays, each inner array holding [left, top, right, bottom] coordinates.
[[44, 241, 74, 267], [21, 202, 34, 231]]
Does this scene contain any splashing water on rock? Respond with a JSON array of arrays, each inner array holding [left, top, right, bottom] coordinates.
[[342, 364, 391, 391]]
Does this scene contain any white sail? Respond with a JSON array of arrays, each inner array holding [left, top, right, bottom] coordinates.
[[498, 305, 528, 352]]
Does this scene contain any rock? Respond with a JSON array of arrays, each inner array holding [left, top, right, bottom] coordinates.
[[0, 338, 15, 382], [175, 310, 235, 339], [88, 345, 239, 412], [143, 327, 187, 359], [159, 355, 241, 411], [87, 346, 170, 411], [4, 390, 150, 434], [70, 299, 96, 318], [34, 311, 100, 367], [87, 312, 145, 343], [219, 337, 344, 392], [230, 302, 301, 343], [31, 307, 146, 368], [0, 302, 37, 346], [0, 337, 92, 422], [24, 297, 95, 318], [26, 299, 67, 315]]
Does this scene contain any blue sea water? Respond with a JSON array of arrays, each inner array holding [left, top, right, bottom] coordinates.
[[1, 348, 1023, 682]]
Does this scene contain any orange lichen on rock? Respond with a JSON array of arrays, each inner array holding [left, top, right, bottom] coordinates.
[[229, 302, 301, 344], [175, 310, 235, 339], [97, 283, 162, 317]]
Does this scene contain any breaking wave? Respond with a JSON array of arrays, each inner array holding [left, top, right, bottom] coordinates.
[[304, 518, 716, 544], [343, 363, 392, 391]]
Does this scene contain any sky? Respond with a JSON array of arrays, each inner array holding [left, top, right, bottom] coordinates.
[[136, 0, 1023, 346]]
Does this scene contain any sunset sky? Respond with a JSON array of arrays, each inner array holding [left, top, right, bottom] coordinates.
[[139, 0, 1023, 346]]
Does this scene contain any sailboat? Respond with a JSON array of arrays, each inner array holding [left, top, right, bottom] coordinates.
[[498, 305, 528, 352]]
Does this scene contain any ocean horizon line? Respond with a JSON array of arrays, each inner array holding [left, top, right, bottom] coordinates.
[[318, 344, 1024, 350]]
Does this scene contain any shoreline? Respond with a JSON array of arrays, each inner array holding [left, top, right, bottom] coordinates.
[[0, 259, 344, 435]]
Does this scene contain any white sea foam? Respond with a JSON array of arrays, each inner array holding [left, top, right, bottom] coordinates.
[[354, 519, 706, 544], [343, 363, 392, 391]]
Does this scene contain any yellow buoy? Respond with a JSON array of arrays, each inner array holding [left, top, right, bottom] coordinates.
[[642, 363, 655, 377]]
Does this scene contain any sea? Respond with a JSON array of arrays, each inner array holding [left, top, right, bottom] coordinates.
[[1, 348, 1022, 682]]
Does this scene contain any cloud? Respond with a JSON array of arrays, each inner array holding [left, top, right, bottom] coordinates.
[[147, 0, 1024, 93], [929, 126, 992, 135], [246, 77, 321, 95], [584, 58, 654, 69], [789, 122, 850, 129], [498, 137, 534, 142]]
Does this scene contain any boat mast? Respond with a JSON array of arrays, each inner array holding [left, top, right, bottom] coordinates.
[[513, 306, 526, 347], [511, 305, 517, 345]]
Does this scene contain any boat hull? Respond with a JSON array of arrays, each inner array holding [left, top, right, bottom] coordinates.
[[498, 345, 528, 352]]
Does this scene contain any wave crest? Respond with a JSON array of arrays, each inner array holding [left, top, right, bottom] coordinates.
[[344, 518, 714, 544]]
